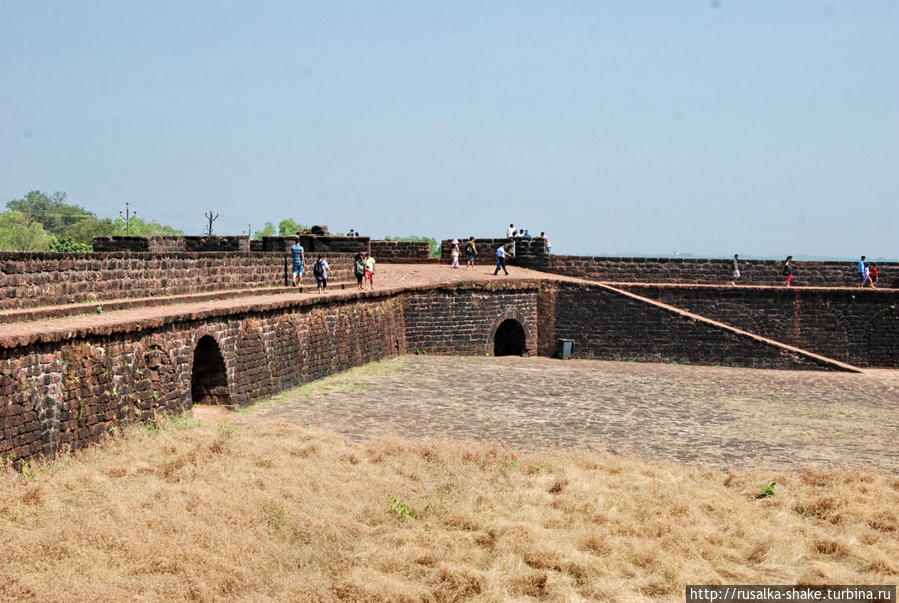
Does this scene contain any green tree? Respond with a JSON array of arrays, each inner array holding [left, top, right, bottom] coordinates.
[[277, 218, 308, 236], [7, 190, 95, 238], [253, 221, 277, 239], [49, 237, 93, 252], [0, 210, 53, 251]]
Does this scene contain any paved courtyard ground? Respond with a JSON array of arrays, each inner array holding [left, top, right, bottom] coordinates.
[[236, 355, 899, 472]]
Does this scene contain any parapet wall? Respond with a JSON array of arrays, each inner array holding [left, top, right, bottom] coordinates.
[[93, 236, 251, 252], [370, 240, 432, 262], [0, 251, 357, 310], [515, 250, 899, 288]]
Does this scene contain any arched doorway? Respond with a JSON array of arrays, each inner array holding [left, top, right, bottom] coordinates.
[[191, 335, 231, 405], [494, 319, 526, 356]]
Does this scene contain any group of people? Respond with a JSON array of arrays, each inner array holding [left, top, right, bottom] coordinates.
[[730, 254, 883, 287], [448, 237, 480, 270], [447, 225, 553, 274], [857, 256, 879, 288], [289, 237, 376, 293], [506, 224, 551, 253]]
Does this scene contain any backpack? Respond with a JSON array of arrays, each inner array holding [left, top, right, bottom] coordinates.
[[464, 242, 473, 255], [313, 259, 324, 277], [782, 263, 790, 275]]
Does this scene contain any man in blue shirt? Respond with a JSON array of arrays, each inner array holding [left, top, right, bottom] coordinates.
[[858, 256, 866, 287], [290, 238, 305, 287]]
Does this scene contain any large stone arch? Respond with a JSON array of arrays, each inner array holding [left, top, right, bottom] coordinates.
[[191, 335, 231, 405], [487, 307, 534, 356]]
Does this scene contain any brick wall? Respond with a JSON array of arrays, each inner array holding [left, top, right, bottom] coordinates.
[[370, 240, 432, 262], [404, 284, 539, 355], [0, 295, 406, 462], [2, 278, 887, 463], [0, 251, 358, 310], [93, 236, 251, 252], [262, 236, 370, 254], [518, 253, 899, 288], [539, 283, 844, 370], [616, 284, 899, 367]]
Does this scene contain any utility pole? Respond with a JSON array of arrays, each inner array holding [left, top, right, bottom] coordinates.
[[247, 224, 252, 239], [204, 211, 219, 236], [119, 202, 136, 235]]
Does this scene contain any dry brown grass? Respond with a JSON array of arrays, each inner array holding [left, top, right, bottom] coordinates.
[[1, 416, 897, 601]]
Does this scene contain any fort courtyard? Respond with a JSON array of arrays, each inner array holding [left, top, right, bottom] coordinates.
[[231, 355, 899, 473]]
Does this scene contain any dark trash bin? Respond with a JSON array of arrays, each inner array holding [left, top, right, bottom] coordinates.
[[556, 338, 575, 360]]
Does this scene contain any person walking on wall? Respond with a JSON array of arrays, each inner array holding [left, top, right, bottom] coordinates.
[[540, 232, 551, 254], [731, 254, 741, 286], [871, 263, 879, 284], [289, 237, 305, 288], [311, 255, 329, 293], [450, 239, 460, 269], [464, 236, 477, 269], [864, 263, 876, 288], [494, 243, 510, 275], [353, 253, 365, 290], [312, 255, 329, 293], [783, 256, 794, 286], [507, 224, 515, 238], [363, 252, 376, 289], [858, 256, 867, 288]]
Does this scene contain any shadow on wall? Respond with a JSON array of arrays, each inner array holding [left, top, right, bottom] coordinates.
[[191, 335, 231, 405], [494, 319, 526, 356]]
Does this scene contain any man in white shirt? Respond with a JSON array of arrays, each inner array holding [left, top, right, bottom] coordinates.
[[506, 224, 514, 238], [494, 244, 509, 275]]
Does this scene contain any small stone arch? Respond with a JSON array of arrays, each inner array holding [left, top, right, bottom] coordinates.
[[488, 307, 532, 357], [191, 335, 231, 405]]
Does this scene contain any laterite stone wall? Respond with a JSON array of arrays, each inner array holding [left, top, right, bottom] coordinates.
[[0, 296, 406, 461], [538, 283, 842, 370], [403, 284, 539, 356], [0, 251, 358, 310], [616, 284, 899, 367]]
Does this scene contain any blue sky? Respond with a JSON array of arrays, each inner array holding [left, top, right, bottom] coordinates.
[[1, 1, 897, 257]]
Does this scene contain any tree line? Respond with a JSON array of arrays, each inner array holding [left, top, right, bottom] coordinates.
[[1, 190, 439, 256], [0, 191, 183, 251]]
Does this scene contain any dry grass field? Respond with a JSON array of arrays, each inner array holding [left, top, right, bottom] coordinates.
[[1, 402, 897, 600]]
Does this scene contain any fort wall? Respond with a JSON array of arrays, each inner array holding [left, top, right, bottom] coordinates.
[[0, 251, 357, 310], [0, 294, 406, 461], [615, 284, 899, 367], [2, 279, 869, 462], [514, 247, 899, 288], [370, 240, 432, 262]]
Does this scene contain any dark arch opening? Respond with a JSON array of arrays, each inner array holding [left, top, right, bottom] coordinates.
[[494, 319, 526, 357], [191, 335, 231, 405]]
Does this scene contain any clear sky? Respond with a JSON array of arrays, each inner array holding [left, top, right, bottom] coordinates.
[[1, 1, 897, 258]]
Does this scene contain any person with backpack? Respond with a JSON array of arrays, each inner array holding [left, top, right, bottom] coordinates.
[[353, 253, 365, 290], [464, 237, 477, 269], [312, 255, 329, 293], [783, 256, 794, 286]]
